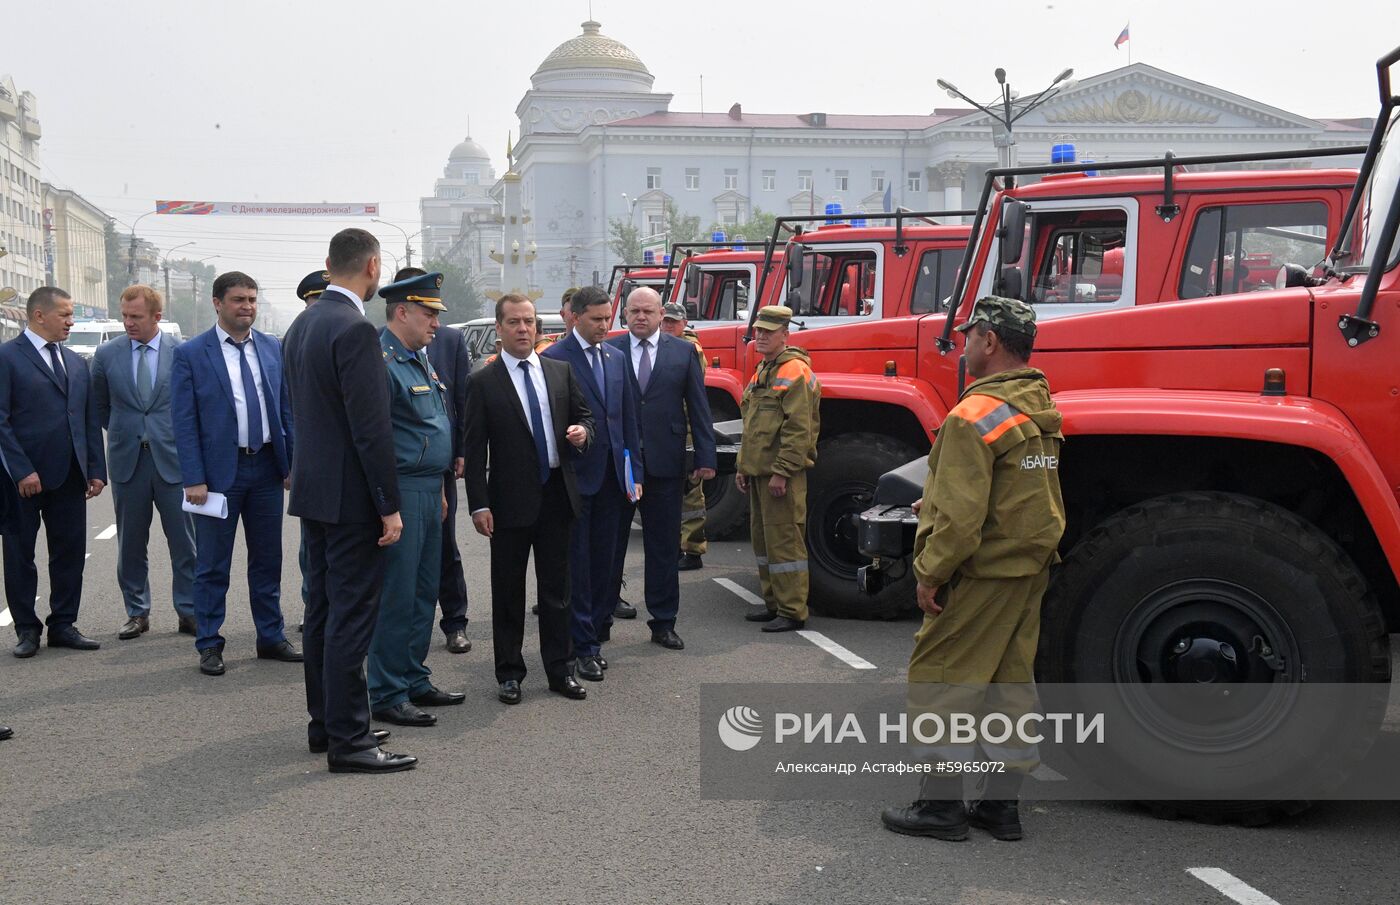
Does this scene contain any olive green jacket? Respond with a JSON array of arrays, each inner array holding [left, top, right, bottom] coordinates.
[[912, 367, 1065, 587], [737, 347, 820, 477]]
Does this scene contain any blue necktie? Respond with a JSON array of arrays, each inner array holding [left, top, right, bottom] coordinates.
[[228, 337, 264, 453], [589, 346, 606, 405], [519, 360, 550, 484]]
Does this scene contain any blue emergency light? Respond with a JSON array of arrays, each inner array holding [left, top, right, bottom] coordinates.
[[1051, 143, 1077, 164], [643, 250, 655, 264], [850, 211, 868, 227], [712, 230, 727, 243]]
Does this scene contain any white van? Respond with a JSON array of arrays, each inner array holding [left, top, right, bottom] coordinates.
[[65, 320, 126, 360]]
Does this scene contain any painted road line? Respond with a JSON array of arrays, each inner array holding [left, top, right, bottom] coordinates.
[[1187, 868, 1282, 905], [95, 524, 117, 540], [0, 607, 10, 628], [714, 578, 766, 607], [796, 630, 877, 670], [1030, 764, 1067, 782]]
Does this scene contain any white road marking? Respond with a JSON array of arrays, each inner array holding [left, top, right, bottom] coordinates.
[[0, 607, 10, 628], [796, 630, 877, 670], [1187, 868, 1282, 905], [95, 524, 117, 540], [1030, 764, 1067, 782], [714, 578, 765, 607]]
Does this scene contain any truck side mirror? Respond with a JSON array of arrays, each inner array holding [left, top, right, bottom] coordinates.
[[786, 247, 804, 290], [685, 264, 702, 299], [998, 265, 1024, 300], [999, 200, 1028, 266], [685, 300, 700, 320]]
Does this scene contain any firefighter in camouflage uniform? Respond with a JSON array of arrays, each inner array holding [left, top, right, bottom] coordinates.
[[736, 305, 820, 633], [662, 303, 709, 570], [881, 296, 1065, 844]]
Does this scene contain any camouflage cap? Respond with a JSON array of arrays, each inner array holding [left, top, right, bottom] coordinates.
[[954, 295, 1037, 338], [662, 302, 686, 321], [752, 305, 793, 332]]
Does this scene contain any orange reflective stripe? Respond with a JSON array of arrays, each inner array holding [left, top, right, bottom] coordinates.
[[980, 411, 1030, 444], [949, 393, 1004, 423]]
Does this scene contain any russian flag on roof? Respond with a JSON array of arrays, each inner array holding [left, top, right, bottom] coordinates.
[[1114, 24, 1130, 48]]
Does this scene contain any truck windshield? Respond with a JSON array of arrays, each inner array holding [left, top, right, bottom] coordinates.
[[1338, 109, 1400, 274], [67, 330, 105, 346]]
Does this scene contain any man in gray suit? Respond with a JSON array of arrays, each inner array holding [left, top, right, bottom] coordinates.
[[90, 284, 197, 639]]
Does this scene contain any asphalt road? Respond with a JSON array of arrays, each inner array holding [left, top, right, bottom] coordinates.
[[3, 491, 1399, 905]]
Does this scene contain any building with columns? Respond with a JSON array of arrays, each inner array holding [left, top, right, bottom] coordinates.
[[42, 185, 110, 316], [419, 135, 499, 269], [424, 19, 1371, 304]]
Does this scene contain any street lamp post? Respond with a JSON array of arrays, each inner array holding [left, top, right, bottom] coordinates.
[[936, 67, 1076, 170], [371, 219, 425, 269], [159, 242, 195, 318], [126, 210, 159, 283], [187, 254, 219, 334]]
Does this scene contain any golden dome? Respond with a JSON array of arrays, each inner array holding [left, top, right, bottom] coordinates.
[[533, 20, 651, 78]]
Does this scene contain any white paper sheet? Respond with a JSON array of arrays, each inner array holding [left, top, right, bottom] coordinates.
[[181, 492, 228, 519]]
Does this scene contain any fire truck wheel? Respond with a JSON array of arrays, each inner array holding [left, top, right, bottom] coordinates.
[[806, 433, 921, 620], [705, 396, 749, 540], [1039, 492, 1390, 825]]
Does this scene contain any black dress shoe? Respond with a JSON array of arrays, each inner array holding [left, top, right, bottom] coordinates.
[[444, 629, 472, 654], [13, 631, 40, 658], [745, 609, 779, 622], [310, 728, 390, 754], [177, 615, 196, 635], [372, 701, 437, 726], [49, 627, 101, 650], [327, 747, 417, 774], [256, 640, 303, 662], [409, 686, 466, 707], [118, 616, 150, 640], [577, 656, 604, 682], [0, 726, 11, 741], [596, 654, 608, 671], [199, 648, 225, 676], [614, 598, 637, 619], [498, 680, 522, 705], [761, 616, 805, 633], [678, 552, 703, 571], [548, 676, 587, 700], [651, 629, 685, 650]]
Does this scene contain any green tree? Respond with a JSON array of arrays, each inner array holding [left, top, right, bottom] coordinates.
[[608, 218, 643, 264], [665, 207, 701, 246], [103, 220, 127, 314], [163, 258, 218, 335], [708, 209, 777, 247], [424, 254, 486, 322]]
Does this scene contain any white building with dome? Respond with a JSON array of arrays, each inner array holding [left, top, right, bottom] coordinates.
[[423, 19, 1370, 304], [418, 135, 498, 272]]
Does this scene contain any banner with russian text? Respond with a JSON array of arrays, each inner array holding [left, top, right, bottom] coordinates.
[[155, 201, 379, 217]]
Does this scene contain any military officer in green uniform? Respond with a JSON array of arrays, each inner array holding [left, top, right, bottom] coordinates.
[[366, 272, 465, 727], [662, 302, 709, 570], [881, 296, 1065, 843], [736, 305, 820, 632]]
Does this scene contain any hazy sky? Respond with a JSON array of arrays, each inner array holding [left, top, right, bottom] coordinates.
[[9, 0, 1398, 321]]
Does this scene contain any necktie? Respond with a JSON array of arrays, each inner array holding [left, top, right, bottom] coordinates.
[[44, 342, 67, 392], [136, 343, 153, 404], [637, 338, 653, 395], [519, 360, 551, 484], [589, 346, 606, 405], [227, 337, 264, 453]]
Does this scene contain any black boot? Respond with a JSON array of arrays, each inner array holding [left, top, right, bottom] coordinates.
[[968, 770, 1025, 841], [880, 775, 967, 841]]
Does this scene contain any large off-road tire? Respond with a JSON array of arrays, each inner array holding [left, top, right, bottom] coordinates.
[[1039, 492, 1390, 825], [806, 433, 922, 620], [704, 395, 749, 540]]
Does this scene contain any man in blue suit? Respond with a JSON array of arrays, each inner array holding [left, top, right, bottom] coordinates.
[[607, 286, 716, 651], [543, 286, 642, 680], [171, 271, 298, 676], [91, 284, 197, 640], [0, 286, 107, 657]]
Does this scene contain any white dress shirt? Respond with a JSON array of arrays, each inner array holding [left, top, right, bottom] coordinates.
[[130, 330, 162, 387], [499, 346, 559, 469], [24, 328, 63, 374], [628, 328, 661, 378], [214, 326, 272, 448], [326, 284, 366, 316]]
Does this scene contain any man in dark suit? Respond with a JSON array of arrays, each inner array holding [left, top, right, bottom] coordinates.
[[171, 271, 299, 677], [291, 268, 332, 633], [465, 293, 594, 705], [0, 285, 107, 657], [0, 438, 17, 736], [607, 286, 717, 650], [282, 228, 412, 774], [542, 286, 642, 681], [91, 284, 197, 640], [396, 266, 473, 655]]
